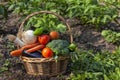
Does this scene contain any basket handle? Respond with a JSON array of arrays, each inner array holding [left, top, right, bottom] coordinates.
[[18, 11, 73, 43]]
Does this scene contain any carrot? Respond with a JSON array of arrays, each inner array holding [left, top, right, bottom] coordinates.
[[26, 45, 45, 53], [21, 42, 40, 50], [10, 49, 22, 57], [10, 42, 40, 57]]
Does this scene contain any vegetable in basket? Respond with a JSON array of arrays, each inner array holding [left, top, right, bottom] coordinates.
[[46, 39, 70, 56], [68, 43, 77, 51], [22, 30, 37, 45], [34, 27, 46, 35], [7, 30, 37, 47], [42, 47, 53, 58], [22, 50, 42, 58], [38, 34, 51, 45], [49, 31, 59, 40], [10, 43, 45, 57]]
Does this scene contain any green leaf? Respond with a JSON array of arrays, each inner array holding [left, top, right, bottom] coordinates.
[[0, 67, 8, 73], [34, 27, 45, 35], [91, 17, 96, 24], [102, 15, 111, 24], [101, 30, 111, 37], [116, 33, 120, 37], [84, 6, 90, 14], [112, 14, 118, 19], [104, 74, 110, 80], [13, 7, 21, 14], [34, 20, 42, 28], [56, 24, 66, 33], [8, 4, 15, 11]]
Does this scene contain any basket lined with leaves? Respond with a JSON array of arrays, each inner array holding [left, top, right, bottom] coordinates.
[[10, 11, 74, 76]]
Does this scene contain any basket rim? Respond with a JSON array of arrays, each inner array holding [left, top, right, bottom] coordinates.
[[20, 56, 69, 62]]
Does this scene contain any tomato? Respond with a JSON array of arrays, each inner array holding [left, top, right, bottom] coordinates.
[[42, 47, 53, 58], [49, 31, 59, 39], [38, 35, 50, 45]]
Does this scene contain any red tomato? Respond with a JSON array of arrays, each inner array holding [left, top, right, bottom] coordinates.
[[42, 47, 53, 58], [38, 35, 50, 45]]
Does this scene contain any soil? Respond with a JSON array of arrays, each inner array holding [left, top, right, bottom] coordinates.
[[0, 12, 119, 80]]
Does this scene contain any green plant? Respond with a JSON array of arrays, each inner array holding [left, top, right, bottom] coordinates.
[[6, 41, 16, 51], [112, 46, 120, 54], [101, 30, 120, 44], [8, 0, 30, 14], [23, 14, 67, 33], [106, 68, 120, 80], [8, 0, 119, 29], [0, 59, 10, 73], [69, 48, 120, 80], [67, 0, 118, 27]]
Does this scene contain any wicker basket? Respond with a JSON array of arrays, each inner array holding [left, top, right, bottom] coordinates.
[[18, 11, 73, 76]]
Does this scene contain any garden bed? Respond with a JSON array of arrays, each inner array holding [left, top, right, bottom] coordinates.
[[0, 12, 119, 80], [0, 0, 120, 80]]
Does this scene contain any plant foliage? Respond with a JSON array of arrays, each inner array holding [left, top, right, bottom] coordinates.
[[101, 30, 120, 44], [69, 49, 120, 80], [8, 0, 119, 28]]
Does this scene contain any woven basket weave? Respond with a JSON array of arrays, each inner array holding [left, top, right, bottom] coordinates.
[[18, 11, 73, 76]]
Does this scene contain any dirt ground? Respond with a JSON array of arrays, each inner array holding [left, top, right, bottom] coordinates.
[[0, 13, 119, 80]]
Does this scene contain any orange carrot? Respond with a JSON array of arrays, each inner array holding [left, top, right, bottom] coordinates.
[[26, 45, 45, 53], [10, 42, 40, 57], [10, 49, 22, 57], [21, 42, 40, 50]]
